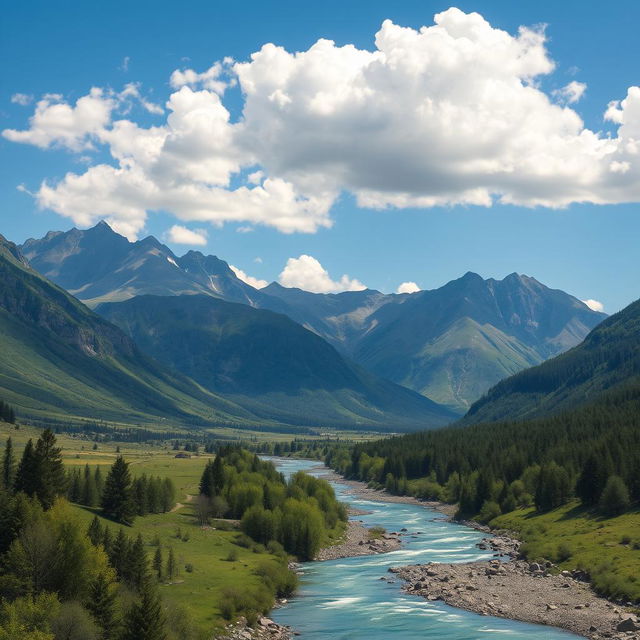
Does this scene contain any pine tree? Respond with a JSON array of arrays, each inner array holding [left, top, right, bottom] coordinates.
[[165, 547, 177, 582], [82, 463, 98, 507], [2, 437, 15, 491], [128, 533, 149, 592], [212, 455, 225, 495], [102, 456, 135, 524], [33, 429, 66, 509], [86, 571, 118, 639], [102, 526, 113, 556], [14, 438, 38, 496], [94, 466, 104, 500], [87, 515, 103, 547], [152, 547, 163, 581], [109, 528, 131, 582], [120, 577, 167, 640]]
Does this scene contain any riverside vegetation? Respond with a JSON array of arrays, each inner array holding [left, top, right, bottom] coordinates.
[[0, 424, 346, 639]]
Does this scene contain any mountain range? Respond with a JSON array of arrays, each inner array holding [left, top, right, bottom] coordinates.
[[2, 232, 451, 430], [21, 223, 607, 413]]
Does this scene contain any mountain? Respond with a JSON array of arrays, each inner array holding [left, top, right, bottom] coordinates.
[[20, 221, 277, 309], [0, 234, 260, 426], [98, 294, 457, 431], [22, 223, 606, 413], [267, 272, 606, 412], [463, 296, 640, 424]]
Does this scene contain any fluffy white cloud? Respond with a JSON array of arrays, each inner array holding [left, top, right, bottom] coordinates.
[[11, 93, 32, 106], [167, 224, 208, 245], [230, 265, 268, 289], [397, 281, 420, 294], [7, 8, 640, 237], [582, 298, 604, 312], [3, 88, 115, 151], [278, 255, 366, 293], [554, 80, 587, 104]]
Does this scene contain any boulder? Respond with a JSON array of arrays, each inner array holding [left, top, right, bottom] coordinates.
[[616, 619, 639, 632]]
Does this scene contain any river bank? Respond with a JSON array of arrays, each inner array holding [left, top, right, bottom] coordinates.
[[317, 464, 639, 640], [394, 560, 639, 640]]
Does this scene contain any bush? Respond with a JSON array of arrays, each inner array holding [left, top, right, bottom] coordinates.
[[255, 561, 298, 598], [234, 534, 253, 549], [225, 549, 238, 562], [478, 500, 502, 524], [555, 542, 572, 562], [219, 586, 273, 622], [368, 527, 386, 540]]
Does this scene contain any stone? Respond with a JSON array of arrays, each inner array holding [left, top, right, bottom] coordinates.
[[616, 619, 640, 632], [529, 563, 541, 572], [546, 604, 558, 610]]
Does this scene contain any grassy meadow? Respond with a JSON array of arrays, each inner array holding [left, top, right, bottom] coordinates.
[[0, 423, 299, 634]]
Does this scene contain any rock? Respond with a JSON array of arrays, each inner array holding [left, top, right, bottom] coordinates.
[[529, 563, 541, 572], [546, 604, 558, 611], [616, 619, 639, 632]]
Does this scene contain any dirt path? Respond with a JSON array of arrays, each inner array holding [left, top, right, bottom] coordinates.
[[170, 492, 194, 513]]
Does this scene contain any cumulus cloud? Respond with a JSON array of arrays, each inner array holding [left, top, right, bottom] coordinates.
[[397, 281, 420, 294], [554, 80, 587, 104], [7, 8, 640, 237], [11, 93, 33, 106], [278, 255, 366, 293], [230, 265, 268, 289], [582, 298, 604, 312], [167, 224, 208, 245]]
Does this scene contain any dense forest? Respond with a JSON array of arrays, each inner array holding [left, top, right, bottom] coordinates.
[[198, 446, 347, 561], [0, 400, 15, 425], [328, 383, 640, 520]]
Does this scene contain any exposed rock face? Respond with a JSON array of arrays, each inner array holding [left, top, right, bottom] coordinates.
[[394, 560, 639, 640]]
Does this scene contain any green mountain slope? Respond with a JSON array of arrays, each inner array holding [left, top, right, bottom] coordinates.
[[98, 294, 457, 431], [463, 297, 640, 424], [351, 272, 606, 412], [0, 235, 268, 427]]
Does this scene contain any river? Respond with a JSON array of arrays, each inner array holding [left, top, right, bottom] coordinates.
[[270, 457, 579, 640]]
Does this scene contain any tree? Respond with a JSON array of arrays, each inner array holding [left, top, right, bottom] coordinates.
[[32, 430, 66, 509], [101, 457, 135, 524], [87, 516, 103, 547], [128, 534, 149, 592], [82, 464, 98, 507], [14, 439, 38, 497], [576, 453, 612, 506], [86, 572, 118, 638], [108, 529, 130, 582], [152, 548, 163, 582], [599, 475, 630, 516], [2, 437, 15, 491], [120, 578, 167, 640], [165, 547, 177, 582], [535, 462, 571, 511]]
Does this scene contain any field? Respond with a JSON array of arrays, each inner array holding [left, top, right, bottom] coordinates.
[[493, 501, 640, 602], [0, 423, 298, 634]]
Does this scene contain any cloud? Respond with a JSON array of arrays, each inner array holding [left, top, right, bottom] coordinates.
[[278, 255, 366, 293], [11, 93, 33, 106], [397, 281, 420, 294], [582, 298, 604, 312], [120, 56, 130, 72], [230, 265, 268, 289], [167, 224, 208, 245], [119, 83, 163, 115], [3, 88, 115, 151], [7, 8, 640, 237], [554, 80, 586, 104]]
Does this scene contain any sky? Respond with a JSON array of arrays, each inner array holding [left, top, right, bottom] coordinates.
[[1, 0, 639, 312]]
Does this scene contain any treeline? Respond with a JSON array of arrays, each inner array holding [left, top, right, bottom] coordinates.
[[198, 447, 346, 560], [328, 383, 640, 522], [67, 464, 175, 516], [0, 429, 180, 640], [0, 399, 15, 424]]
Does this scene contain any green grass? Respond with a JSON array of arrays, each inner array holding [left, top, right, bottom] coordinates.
[[0, 423, 295, 633], [492, 501, 640, 602]]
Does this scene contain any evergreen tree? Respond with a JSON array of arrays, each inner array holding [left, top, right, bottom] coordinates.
[[165, 547, 177, 581], [94, 466, 104, 500], [102, 456, 135, 524], [599, 475, 631, 516], [120, 577, 167, 640], [576, 453, 612, 506], [82, 464, 98, 507], [128, 533, 149, 592], [87, 515, 103, 547], [33, 429, 67, 509], [13, 438, 38, 497], [109, 528, 131, 582], [212, 455, 225, 495], [102, 526, 113, 556], [2, 437, 16, 490], [152, 547, 163, 582], [86, 571, 118, 639]]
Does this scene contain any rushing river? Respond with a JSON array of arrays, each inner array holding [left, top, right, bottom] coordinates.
[[270, 457, 578, 640]]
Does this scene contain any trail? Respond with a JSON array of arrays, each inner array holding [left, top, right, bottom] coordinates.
[[170, 492, 194, 513]]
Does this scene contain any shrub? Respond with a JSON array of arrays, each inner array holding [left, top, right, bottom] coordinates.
[[225, 549, 238, 562], [368, 527, 386, 540], [599, 476, 630, 517], [478, 500, 502, 524]]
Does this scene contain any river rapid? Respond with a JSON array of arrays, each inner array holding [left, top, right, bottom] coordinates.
[[270, 457, 579, 640]]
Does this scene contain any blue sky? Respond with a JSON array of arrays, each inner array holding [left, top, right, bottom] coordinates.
[[2, 0, 639, 311]]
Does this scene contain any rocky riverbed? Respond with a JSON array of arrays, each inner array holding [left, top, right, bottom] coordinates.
[[315, 519, 402, 560], [216, 614, 295, 640], [392, 558, 640, 640]]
